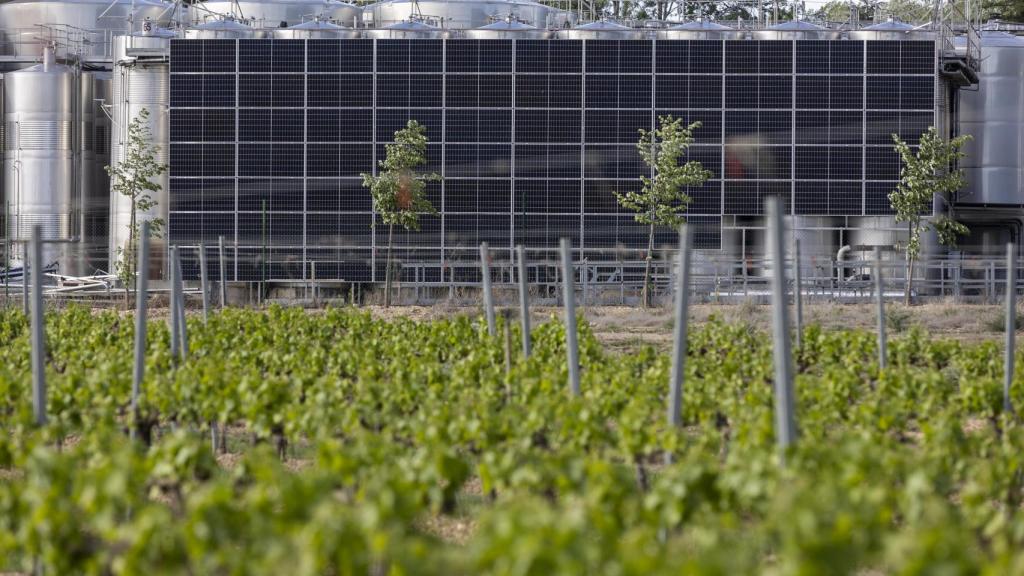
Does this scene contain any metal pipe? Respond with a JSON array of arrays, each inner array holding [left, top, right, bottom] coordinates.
[[169, 245, 180, 361], [874, 247, 887, 370], [561, 238, 580, 396], [667, 224, 691, 431], [199, 243, 209, 322], [767, 198, 797, 459], [480, 242, 495, 337], [794, 239, 803, 350], [130, 222, 149, 442], [836, 244, 852, 287], [516, 245, 531, 357], [1006, 242, 1016, 414], [218, 235, 227, 308], [30, 226, 46, 427], [175, 250, 188, 360]]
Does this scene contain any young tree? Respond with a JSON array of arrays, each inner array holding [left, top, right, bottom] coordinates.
[[105, 107, 166, 308], [362, 120, 439, 307], [889, 127, 971, 305], [615, 115, 713, 308]]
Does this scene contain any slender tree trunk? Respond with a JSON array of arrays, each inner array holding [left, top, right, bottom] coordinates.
[[642, 221, 654, 308], [384, 223, 394, 308]]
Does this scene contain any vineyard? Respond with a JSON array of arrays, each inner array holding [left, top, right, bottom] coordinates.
[[2, 305, 1024, 574]]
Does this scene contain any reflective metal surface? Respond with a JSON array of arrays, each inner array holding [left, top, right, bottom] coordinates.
[[77, 70, 111, 275], [657, 19, 745, 40], [463, 17, 549, 39], [752, 20, 842, 40], [362, 19, 443, 38], [362, 0, 550, 30], [958, 31, 1024, 206], [272, 18, 360, 38], [556, 19, 643, 40], [110, 33, 171, 278], [184, 18, 256, 38], [848, 17, 935, 41], [3, 48, 76, 269], [197, 0, 360, 29]]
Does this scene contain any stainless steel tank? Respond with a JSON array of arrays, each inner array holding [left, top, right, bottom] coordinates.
[[184, 18, 256, 38], [957, 31, 1024, 206], [272, 18, 360, 38], [3, 47, 76, 270], [197, 0, 360, 29], [557, 19, 643, 40], [109, 31, 172, 279], [657, 19, 745, 40], [362, 19, 443, 38], [77, 70, 111, 275], [752, 19, 842, 40], [463, 17, 549, 39], [362, 0, 550, 30], [848, 17, 935, 41], [0, 0, 175, 61]]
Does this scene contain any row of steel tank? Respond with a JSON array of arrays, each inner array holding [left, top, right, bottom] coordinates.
[[2, 47, 112, 275]]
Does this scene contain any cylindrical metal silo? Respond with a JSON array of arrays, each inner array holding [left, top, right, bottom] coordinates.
[[184, 18, 256, 39], [196, 0, 360, 29], [848, 17, 935, 41], [109, 32, 172, 280], [362, 0, 550, 30], [957, 31, 1024, 206], [463, 17, 549, 39], [557, 19, 643, 40], [3, 47, 76, 270], [657, 19, 745, 40], [77, 70, 112, 275], [363, 19, 443, 39], [752, 20, 842, 40], [272, 18, 360, 38]]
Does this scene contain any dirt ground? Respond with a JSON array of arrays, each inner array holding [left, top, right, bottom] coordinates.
[[366, 301, 1016, 353]]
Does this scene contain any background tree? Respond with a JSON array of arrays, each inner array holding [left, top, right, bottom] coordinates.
[[105, 107, 166, 308], [982, 0, 1024, 22], [615, 115, 712, 308], [362, 120, 439, 307], [889, 127, 971, 305]]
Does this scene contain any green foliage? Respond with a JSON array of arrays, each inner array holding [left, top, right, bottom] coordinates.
[[361, 119, 439, 232], [890, 127, 971, 260], [105, 108, 166, 288], [614, 115, 713, 230], [3, 307, 1024, 572]]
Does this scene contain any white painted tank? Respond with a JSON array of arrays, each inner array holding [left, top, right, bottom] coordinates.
[[3, 47, 76, 270]]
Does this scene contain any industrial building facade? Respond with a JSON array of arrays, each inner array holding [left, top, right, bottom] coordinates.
[[167, 37, 936, 282]]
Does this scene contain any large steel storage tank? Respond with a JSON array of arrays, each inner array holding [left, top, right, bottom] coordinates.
[[272, 18, 360, 38], [464, 17, 549, 39], [78, 70, 112, 275], [362, 0, 550, 30], [752, 19, 841, 40], [657, 19, 745, 40], [0, 0, 174, 60], [363, 19, 443, 38], [196, 0, 360, 29], [957, 31, 1024, 206], [3, 47, 76, 270], [109, 30, 174, 279], [557, 19, 643, 40], [848, 17, 934, 41], [184, 18, 256, 39]]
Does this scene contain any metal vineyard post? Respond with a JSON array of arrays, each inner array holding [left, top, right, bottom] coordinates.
[[794, 239, 803, 350], [561, 238, 580, 397], [480, 242, 496, 337], [516, 245, 531, 358], [1006, 242, 1016, 414], [131, 222, 150, 442], [875, 247, 887, 370], [30, 226, 46, 427], [667, 224, 692, 432], [218, 235, 227, 308], [767, 197, 797, 458], [199, 243, 209, 323]]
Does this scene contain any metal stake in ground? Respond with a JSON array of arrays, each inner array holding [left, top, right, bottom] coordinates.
[[794, 239, 803, 350], [199, 243, 209, 322], [767, 197, 798, 458], [131, 222, 150, 442], [1006, 242, 1017, 414], [22, 257, 29, 316], [174, 249, 189, 360], [480, 242, 496, 337], [30, 226, 46, 427], [516, 245, 531, 357], [667, 224, 692, 431], [218, 235, 227, 308], [169, 246, 180, 361], [874, 247, 887, 370], [560, 238, 581, 396]]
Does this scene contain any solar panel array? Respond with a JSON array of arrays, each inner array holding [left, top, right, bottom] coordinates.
[[168, 38, 935, 281]]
